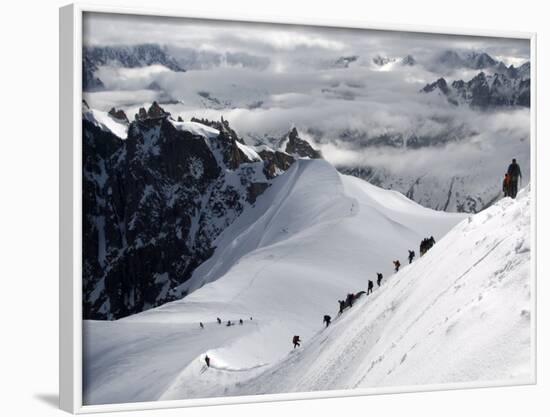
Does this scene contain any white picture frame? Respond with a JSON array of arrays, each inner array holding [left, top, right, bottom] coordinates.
[[59, 3, 537, 413]]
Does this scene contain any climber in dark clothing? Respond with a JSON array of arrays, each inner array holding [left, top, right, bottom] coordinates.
[[239, 319, 244, 325], [293, 335, 301, 348], [377, 272, 383, 287], [408, 250, 415, 264], [323, 315, 332, 327], [338, 299, 346, 314], [217, 317, 222, 324], [393, 260, 401, 272], [346, 293, 354, 308], [507, 158, 522, 198], [367, 280, 374, 295], [226, 320, 232, 327], [205, 355, 211, 367], [200, 322, 204, 329]]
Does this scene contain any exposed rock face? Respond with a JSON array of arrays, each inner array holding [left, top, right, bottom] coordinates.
[[283, 127, 322, 159], [83, 103, 321, 319], [147, 101, 170, 119], [259, 149, 296, 179], [190, 116, 245, 144], [422, 78, 450, 95], [108, 108, 129, 123]]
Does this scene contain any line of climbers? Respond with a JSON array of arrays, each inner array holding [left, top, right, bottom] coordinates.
[[292, 160, 523, 353], [200, 316, 253, 332], [204, 159, 524, 366], [203, 235, 438, 367], [309, 236, 437, 350]]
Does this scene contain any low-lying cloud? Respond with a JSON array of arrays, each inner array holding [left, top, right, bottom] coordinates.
[[83, 12, 531, 195]]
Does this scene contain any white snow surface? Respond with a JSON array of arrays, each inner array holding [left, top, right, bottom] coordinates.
[[236, 140, 262, 162], [83, 160, 531, 405], [83, 107, 129, 139], [170, 120, 220, 139]]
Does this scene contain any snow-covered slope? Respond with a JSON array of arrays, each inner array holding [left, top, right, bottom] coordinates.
[[83, 159, 466, 405], [206, 186, 532, 397], [83, 106, 129, 139]]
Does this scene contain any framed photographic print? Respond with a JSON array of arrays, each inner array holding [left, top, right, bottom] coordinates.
[[59, 3, 537, 413]]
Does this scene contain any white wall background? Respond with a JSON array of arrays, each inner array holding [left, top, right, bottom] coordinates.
[[0, 0, 548, 416]]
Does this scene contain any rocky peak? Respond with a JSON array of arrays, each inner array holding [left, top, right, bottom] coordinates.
[[108, 107, 129, 123], [148, 101, 170, 119], [466, 52, 497, 69], [135, 102, 170, 121], [284, 127, 322, 159], [422, 78, 449, 94]]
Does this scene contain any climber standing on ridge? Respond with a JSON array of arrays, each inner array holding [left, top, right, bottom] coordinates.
[[217, 317, 221, 324], [323, 315, 332, 327], [199, 322, 204, 329], [507, 158, 522, 198], [293, 335, 301, 349], [367, 280, 374, 295], [205, 355, 211, 367], [394, 260, 401, 272], [377, 272, 383, 287], [408, 250, 415, 264]]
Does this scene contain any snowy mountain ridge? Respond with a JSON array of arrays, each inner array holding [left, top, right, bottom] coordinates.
[[83, 158, 468, 404], [218, 187, 532, 396], [83, 44, 185, 91], [83, 160, 531, 404], [422, 64, 530, 108]]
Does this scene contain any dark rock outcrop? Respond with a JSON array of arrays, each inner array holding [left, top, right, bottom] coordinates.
[[259, 149, 296, 179], [108, 108, 129, 123], [284, 127, 322, 159]]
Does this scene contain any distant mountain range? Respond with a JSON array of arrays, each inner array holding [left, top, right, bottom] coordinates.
[[422, 61, 530, 108], [83, 44, 185, 91], [433, 50, 521, 72]]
